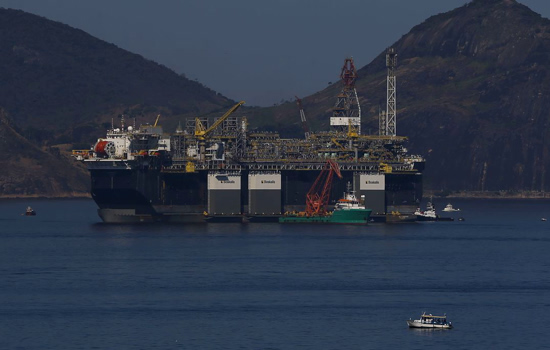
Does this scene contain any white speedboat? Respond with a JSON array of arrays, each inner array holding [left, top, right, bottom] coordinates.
[[442, 203, 460, 212], [407, 313, 453, 329]]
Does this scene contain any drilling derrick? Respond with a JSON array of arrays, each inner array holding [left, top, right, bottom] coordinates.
[[330, 57, 361, 134], [385, 48, 397, 136]]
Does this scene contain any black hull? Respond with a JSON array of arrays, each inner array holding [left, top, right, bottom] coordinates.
[[416, 215, 454, 222], [89, 165, 422, 224]]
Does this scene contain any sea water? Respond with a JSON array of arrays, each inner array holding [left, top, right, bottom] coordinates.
[[0, 198, 549, 350]]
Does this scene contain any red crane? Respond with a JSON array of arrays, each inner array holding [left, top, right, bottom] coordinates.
[[305, 160, 343, 216]]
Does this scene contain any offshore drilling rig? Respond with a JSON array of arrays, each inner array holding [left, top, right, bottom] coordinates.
[[74, 49, 425, 223]]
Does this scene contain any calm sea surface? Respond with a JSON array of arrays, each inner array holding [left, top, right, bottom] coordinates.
[[1, 198, 549, 350]]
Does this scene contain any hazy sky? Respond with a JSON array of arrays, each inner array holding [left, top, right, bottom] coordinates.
[[2, 0, 550, 106]]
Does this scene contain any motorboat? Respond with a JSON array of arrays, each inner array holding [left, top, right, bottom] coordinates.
[[25, 206, 36, 216], [442, 203, 460, 212], [415, 202, 437, 220], [407, 313, 453, 329], [415, 202, 453, 221]]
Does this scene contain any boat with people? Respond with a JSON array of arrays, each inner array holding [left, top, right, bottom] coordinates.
[[407, 312, 453, 329], [24, 206, 36, 216], [442, 203, 460, 212]]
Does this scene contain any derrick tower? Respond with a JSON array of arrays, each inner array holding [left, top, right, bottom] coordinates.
[[330, 57, 361, 134], [385, 48, 397, 136]]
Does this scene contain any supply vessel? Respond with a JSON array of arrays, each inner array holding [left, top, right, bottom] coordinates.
[[279, 163, 373, 225], [73, 51, 425, 223]]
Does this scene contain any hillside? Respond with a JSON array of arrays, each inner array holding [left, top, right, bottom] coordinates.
[[0, 108, 88, 197], [0, 8, 235, 146], [255, 0, 550, 192], [0, 8, 239, 197], [2, 0, 550, 196]]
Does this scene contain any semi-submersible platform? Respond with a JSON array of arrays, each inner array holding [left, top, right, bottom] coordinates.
[[73, 49, 425, 223]]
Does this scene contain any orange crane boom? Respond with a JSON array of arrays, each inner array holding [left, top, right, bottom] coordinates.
[[305, 160, 342, 216]]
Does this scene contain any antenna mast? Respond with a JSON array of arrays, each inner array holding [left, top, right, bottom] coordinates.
[[386, 48, 397, 136]]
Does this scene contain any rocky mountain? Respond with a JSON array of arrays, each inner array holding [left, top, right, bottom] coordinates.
[[2, 0, 550, 196], [0, 108, 88, 197], [255, 0, 550, 192], [0, 8, 238, 197], [0, 8, 235, 146]]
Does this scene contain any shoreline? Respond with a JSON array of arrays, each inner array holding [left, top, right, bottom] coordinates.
[[0, 192, 91, 199], [1, 191, 550, 200], [424, 190, 550, 199]]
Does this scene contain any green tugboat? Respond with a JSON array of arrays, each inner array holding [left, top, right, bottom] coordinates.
[[279, 160, 372, 225]]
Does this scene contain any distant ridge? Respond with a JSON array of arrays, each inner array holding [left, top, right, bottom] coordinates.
[[0, 8, 234, 144], [260, 0, 550, 192], [2, 1, 550, 195], [0, 8, 238, 197]]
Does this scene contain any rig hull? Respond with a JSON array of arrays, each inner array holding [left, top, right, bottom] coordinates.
[[88, 164, 423, 223]]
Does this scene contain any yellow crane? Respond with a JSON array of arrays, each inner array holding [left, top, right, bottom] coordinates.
[[331, 138, 347, 151], [347, 119, 359, 138], [195, 101, 245, 140], [379, 162, 393, 173]]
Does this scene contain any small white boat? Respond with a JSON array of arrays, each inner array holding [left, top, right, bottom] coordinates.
[[407, 313, 453, 329], [442, 203, 460, 212], [24, 206, 36, 216]]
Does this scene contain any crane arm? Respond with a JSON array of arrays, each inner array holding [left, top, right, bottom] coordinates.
[[195, 101, 245, 139], [331, 138, 346, 151], [305, 160, 342, 216]]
